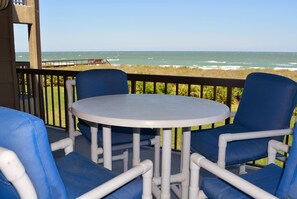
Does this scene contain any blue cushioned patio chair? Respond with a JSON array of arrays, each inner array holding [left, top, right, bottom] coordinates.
[[66, 69, 160, 173], [189, 123, 297, 199], [0, 107, 153, 199], [191, 72, 297, 169]]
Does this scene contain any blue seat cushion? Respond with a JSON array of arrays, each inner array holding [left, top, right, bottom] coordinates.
[[57, 152, 142, 199], [202, 164, 283, 199], [0, 172, 19, 199], [78, 121, 156, 146], [191, 123, 283, 165]]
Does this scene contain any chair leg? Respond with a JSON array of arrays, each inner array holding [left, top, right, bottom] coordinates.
[[98, 151, 129, 171], [198, 191, 207, 199], [90, 126, 99, 163], [123, 150, 129, 172], [239, 164, 247, 174], [153, 133, 161, 178]]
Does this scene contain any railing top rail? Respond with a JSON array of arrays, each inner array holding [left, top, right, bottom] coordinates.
[[16, 68, 79, 76], [128, 73, 245, 87], [16, 68, 245, 87], [41, 58, 106, 62]]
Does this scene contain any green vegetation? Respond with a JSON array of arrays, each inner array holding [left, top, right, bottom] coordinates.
[[43, 64, 297, 167], [55, 64, 297, 81]]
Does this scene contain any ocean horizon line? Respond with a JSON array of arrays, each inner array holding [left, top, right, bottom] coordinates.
[[16, 51, 297, 71], [16, 50, 297, 53]]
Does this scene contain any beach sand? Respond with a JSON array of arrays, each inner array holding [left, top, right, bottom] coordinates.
[[57, 64, 297, 81]]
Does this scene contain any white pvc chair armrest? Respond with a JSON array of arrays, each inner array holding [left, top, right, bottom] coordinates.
[[66, 79, 80, 142], [50, 138, 74, 155], [78, 159, 153, 199], [190, 153, 277, 199], [268, 140, 290, 164], [217, 128, 293, 168], [219, 128, 293, 143], [0, 147, 37, 199], [66, 79, 76, 110]]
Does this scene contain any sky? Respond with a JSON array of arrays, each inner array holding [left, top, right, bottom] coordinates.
[[14, 0, 297, 52]]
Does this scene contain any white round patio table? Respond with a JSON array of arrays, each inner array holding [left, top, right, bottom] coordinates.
[[71, 94, 230, 199]]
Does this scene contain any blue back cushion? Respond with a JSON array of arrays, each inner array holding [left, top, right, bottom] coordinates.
[[0, 107, 67, 199], [276, 124, 297, 198], [76, 69, 128, 100], [234, 72, 297, 131]]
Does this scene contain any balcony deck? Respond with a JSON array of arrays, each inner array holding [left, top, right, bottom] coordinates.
[[47, 126, 248, 198], [15, 67, 283, 197]]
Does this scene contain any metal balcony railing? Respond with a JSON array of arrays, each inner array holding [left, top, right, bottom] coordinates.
[[16, 62, 297, 169], [16, 62, 248, 150]]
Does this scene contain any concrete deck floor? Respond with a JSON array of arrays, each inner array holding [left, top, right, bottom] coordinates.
[[47, 126, 247, 198]]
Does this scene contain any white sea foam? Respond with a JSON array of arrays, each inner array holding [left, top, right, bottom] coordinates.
[[289, 62, 297, 65], [198, 65, 242, 70], [206, 60, 226, 64], [274, 67, 297, 71], [159, 64, 186, 68], [147, 57, 154, 60], [107, 58, 120, 62], [249, 67, 265, 70], [159, 65, 172, 67], [276, 63, 294, 67]]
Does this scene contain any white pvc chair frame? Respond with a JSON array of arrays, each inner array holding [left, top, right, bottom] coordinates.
[[0, 147, 37, 198], [66, 79, 160, 174], [0, 138, 153, 199], [217, 128, 293, 168], [216, 111, 295, 169], [189, 129, 293, 199]]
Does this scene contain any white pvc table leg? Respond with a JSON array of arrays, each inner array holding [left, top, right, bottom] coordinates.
[[133, 128, 141, 166], [161, 128, 172, 199], [181, 127, 191, 199], [102, 125, 112, 170], [90, 126, 98, 163]]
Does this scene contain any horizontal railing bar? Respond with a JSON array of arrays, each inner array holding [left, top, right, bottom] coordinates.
[[16, 68, 245, 88], [15, 66, 245, 144], [128, 74, 245, 87]]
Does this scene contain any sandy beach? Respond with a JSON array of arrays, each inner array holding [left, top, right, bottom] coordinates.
[[57, 64, 297, 81]]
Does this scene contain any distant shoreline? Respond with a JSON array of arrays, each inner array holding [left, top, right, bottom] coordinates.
[[55, 64, 297, 81], [17, 51, 297, 71]]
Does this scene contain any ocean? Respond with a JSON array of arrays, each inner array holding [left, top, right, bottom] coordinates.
[[15, 51, 297, 71]]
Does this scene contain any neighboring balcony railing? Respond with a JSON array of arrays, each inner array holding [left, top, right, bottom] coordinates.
[[13, 0, 27, 6]]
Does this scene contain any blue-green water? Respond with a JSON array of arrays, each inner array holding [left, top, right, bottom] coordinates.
[[16, 51, 297, 71]]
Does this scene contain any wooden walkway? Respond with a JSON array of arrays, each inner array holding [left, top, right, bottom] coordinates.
[[42, 58, 111, 68]]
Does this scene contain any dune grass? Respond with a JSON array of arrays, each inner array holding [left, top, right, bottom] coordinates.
[[47, 64, 297, 167], [55, 63, 297, 81]]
